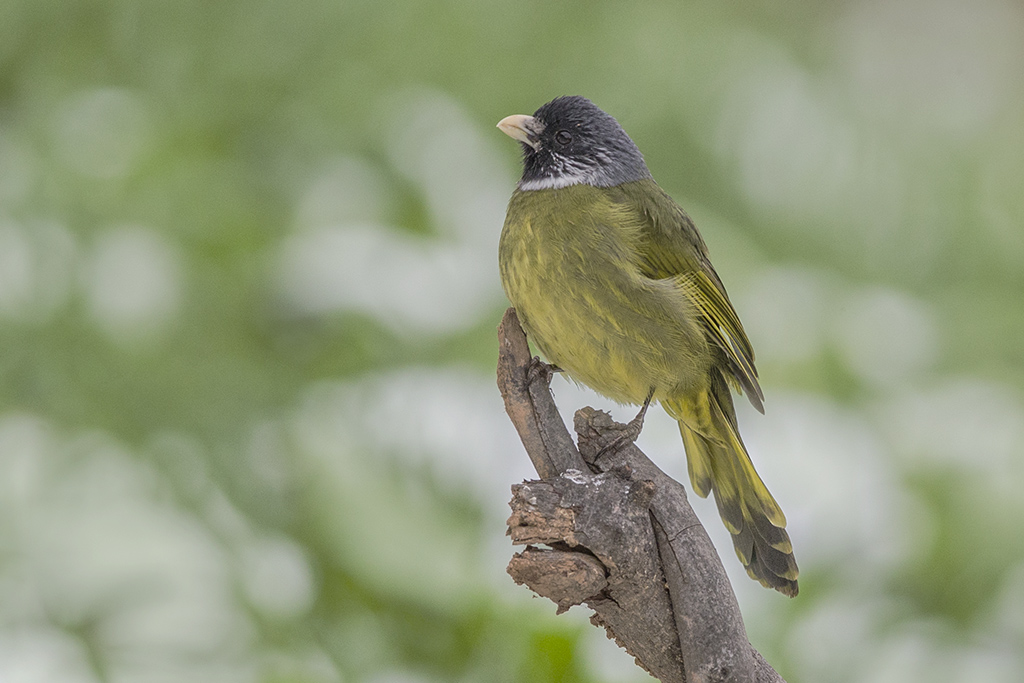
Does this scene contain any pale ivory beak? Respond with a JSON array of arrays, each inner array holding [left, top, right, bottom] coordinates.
[[497, 114, 541, 149]]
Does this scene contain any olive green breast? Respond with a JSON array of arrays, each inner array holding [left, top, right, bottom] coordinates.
[[498, 182, 710, 405]]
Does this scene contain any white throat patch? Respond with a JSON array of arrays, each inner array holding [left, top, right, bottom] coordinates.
[[516, 147, 638, 192], [518, 170, 594, 191]]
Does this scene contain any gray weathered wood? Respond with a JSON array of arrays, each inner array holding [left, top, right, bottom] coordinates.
[[497, 307, 785, 683]]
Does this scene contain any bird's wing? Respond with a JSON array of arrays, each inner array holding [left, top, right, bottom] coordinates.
[[613, 181, 765, 413]]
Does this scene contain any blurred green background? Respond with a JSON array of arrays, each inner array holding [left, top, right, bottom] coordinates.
[[2, 0, 1024, 681]]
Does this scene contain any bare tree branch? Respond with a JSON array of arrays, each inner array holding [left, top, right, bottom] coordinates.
[[497, 308, 785, 683]]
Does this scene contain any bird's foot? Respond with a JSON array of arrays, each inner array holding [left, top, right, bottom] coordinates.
[[526, 357, 562, 386], [595, 389, 655, 459]]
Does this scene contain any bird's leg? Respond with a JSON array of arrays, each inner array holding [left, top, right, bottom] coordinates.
[[597, 388, 655, 457], [626, 387, 655, 435]]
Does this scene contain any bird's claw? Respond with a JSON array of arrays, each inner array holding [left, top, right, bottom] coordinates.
[[526, 357, 561, 386], [594, 389, 655, 459]]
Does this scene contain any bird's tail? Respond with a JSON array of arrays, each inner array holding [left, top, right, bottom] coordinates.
[[663, 372, 799, 596]]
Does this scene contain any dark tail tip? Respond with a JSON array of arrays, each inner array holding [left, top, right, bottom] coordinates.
[[739, 526, 800, 597]]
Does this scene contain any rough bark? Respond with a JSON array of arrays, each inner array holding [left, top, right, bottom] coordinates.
[[497, 308, 785, 683]]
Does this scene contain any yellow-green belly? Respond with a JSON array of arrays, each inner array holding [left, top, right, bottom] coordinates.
[[498, 184, 710, 405]]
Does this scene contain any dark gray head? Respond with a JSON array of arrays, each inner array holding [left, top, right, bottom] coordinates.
[[497, 96, 651, 191]]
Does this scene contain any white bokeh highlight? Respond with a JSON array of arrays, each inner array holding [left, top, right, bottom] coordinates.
[[0, 221, 76, 324], [832, 286, 939, 388], [52, 88, 153, 180], [276, 90, 509, 335], [0, 414, 257, 683], [83, 227, 183, 342]]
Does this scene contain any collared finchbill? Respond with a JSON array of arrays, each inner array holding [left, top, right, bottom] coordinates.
[[497, 114, 542, 149], [496, 96, 799, 596]]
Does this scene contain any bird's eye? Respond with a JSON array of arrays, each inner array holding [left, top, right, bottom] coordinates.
[[554, 130, 572, 146]]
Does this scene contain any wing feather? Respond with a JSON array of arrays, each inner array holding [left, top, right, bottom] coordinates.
[[612, 181, 764, 412]]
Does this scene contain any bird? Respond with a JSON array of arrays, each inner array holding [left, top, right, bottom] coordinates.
[[496, 95, 798, 596]]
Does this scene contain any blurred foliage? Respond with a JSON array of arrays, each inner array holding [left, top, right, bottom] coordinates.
[[2, 0, 1024, 682]]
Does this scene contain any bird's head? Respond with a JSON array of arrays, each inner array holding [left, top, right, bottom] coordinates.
[[497, 96, 651, 191]]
